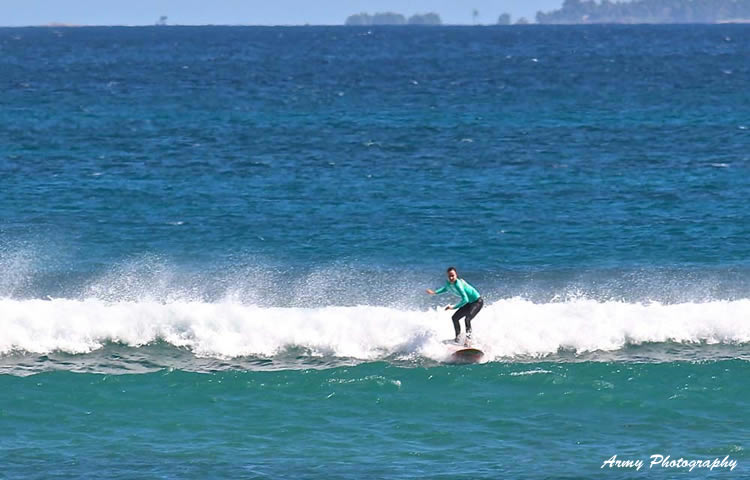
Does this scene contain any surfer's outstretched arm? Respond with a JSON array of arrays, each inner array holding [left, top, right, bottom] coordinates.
[[428, 282, 451, 309], [427, 283, 448, 296]]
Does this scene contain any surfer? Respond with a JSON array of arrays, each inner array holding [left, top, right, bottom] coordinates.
[[426, 267, 483, 343]]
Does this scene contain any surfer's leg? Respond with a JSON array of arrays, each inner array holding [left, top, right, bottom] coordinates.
[[463, 298, 484, 337], [452, 304, 471, 338], [451, 316, 461, 338]]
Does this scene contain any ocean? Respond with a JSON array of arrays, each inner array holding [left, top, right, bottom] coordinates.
[[1, 24, 748, 478]]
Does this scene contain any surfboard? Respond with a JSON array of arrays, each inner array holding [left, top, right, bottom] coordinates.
[[450, 347, 484, 364]]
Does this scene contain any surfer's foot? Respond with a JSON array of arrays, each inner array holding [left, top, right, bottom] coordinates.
[[454, 336, 461, 344]]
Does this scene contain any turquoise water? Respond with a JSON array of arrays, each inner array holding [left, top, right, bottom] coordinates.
[[3, 362, 748, 479], [1, 25, 749, 477]]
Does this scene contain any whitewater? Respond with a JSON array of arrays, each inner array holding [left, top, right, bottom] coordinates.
[[3, 297, 749, 365]]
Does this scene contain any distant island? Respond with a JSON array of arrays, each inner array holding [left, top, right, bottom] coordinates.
[[537, 0, 750, 24], [343, 11, 537, 25], [345, 1, 750, 26], [345, 12, 442, 26]]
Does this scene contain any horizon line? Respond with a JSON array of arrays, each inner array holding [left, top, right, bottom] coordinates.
[[0, 23, 533, 28], [3, 20, 748, 28]]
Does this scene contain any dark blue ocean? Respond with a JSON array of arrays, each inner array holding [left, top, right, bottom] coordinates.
[[1, 25, 748, 478]]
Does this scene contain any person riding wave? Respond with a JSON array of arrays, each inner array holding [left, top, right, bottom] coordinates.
[[426, 266, 483, 344]]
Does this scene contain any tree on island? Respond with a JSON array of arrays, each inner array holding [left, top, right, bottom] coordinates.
[[408, 13, 443, 25], [497, 13, 512, 25], [345, 12, 406, 25], [345, 12, 442, 25], [345, 13, 370, 26], [536, 0, 750, 24]]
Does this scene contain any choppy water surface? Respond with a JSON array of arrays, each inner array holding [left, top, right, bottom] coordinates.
[[1, 25, 748, 478]]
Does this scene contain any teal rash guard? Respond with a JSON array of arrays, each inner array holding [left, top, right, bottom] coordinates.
[[434, 278, 481, 309]]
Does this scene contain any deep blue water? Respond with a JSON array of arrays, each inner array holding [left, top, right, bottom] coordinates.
[[1, 25, 749, 478]]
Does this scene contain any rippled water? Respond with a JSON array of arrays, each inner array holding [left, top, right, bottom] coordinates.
[[1, 25, 748, 478]]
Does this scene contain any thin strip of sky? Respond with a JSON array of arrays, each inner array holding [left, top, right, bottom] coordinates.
[[0, 0, 564, 27]]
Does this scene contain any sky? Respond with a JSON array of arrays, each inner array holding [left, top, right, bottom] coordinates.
[[0, 1, 565, 26]]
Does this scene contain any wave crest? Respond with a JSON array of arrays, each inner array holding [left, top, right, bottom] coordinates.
[[2, 298, 749, 362]]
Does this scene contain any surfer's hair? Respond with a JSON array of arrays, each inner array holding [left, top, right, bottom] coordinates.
[[446, 266, 458, 275]]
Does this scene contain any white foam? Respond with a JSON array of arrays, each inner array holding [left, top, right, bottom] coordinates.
[[1, 298, 749, 362]]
